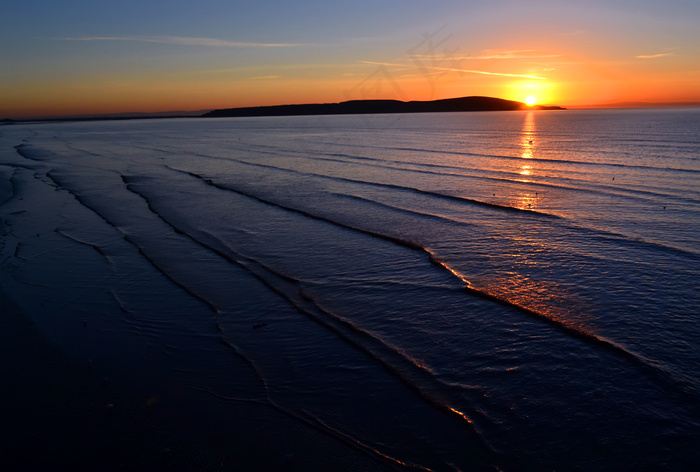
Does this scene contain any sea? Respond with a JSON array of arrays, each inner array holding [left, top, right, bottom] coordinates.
[[1, 108, 699, 471]]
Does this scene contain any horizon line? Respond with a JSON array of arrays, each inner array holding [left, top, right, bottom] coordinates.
[[4, 97, 700, 121]]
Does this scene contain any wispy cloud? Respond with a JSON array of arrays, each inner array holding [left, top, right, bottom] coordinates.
[[431, 66, 547, 80], [409, 50, 562, 61], [461, 50, 563, 60], [635, 53, 674, 59], [250, 75, 282, 80], [357, 60, 407, 67], [56, 36, 302, 47]]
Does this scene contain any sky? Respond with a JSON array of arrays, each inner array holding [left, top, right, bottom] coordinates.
[[1, 0, 699, 118]]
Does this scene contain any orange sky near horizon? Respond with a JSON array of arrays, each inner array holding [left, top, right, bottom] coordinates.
[[2, 1, 699, 118], [4, 56, 698, 118]]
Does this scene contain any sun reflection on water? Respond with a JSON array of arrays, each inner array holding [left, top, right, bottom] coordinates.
[[512, 112, 540, 210], [474, 112, 594, 333], [478, 274, 593, 334], [521, 111, 536, 158], [430, 247, 593, 336]]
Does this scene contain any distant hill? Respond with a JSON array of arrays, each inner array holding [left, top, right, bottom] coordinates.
[[2, 110, 209, 123], [2, 97, 565, 124], [202, 96, 565, 118]]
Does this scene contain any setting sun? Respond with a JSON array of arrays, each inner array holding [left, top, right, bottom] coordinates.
[[1, 1, 699, 119]]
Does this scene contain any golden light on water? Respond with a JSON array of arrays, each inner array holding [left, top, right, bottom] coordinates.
[[476, 272, 595, 336], [439, 256, 595, 341], [514, 192, 538, 210], [520, 111, 536, 163], [515, 113, 539, 208], [449, 407, 474, 425]]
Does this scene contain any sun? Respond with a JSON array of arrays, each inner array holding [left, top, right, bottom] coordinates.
[[525, 96, 537, 106]]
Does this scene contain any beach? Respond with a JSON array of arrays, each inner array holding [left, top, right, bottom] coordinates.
[[0, 287, 404, 471], [1, 109, 699, 470]]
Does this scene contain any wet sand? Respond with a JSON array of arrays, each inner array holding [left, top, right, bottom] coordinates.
[[0, 288, 397, 471], [0, 288, 194, 470]]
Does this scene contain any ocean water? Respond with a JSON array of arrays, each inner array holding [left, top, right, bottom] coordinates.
[[1, 108, 699, 470]]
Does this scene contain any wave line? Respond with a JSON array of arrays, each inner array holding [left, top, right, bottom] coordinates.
[[172, 166, 697, 400]]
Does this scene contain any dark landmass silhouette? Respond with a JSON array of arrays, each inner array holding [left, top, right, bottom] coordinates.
[[0, 110, 206, 124], [1, 96, 565, 123], [202, 96, 565, 118]]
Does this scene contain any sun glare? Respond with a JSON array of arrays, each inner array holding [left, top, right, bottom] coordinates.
[[526, 96, 537, 106]]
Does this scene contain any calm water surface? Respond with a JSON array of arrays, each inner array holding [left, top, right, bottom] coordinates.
[[1, 108, 698, 470]]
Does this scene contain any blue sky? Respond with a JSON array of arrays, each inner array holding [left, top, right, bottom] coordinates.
[[2, 1, 699, 117]]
